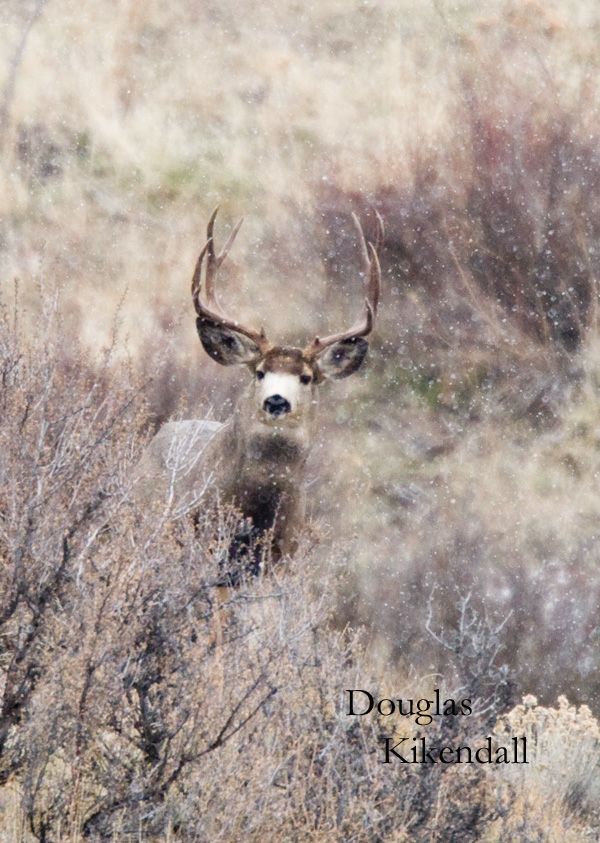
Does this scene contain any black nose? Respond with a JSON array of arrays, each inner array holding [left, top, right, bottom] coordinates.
[[263, 394, 291, 417]]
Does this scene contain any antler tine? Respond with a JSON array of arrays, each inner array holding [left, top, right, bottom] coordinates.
[[219, 217, 244, 265], [304, 211, 383, 358], [353, 210, 383, 315], [191, 237, 212, 311], [192, 207, 270, 353], [352, 210, 370, 269], [204, 207, 244, 310], [373, 209, 385, 254], [367, 240, 381, 314]]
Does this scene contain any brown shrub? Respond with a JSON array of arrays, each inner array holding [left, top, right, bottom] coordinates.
[[0, 296, 511, 841], [5, 291, 597, 841]]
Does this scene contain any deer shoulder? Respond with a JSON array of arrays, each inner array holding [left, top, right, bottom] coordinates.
[[134, 419, 224, 515]]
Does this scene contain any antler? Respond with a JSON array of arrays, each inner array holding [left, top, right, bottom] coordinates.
[[304, 210, 383, 358], [192, 206, 271, 353]]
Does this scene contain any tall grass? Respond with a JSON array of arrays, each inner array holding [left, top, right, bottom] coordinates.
[[2, 0, 600, 838]]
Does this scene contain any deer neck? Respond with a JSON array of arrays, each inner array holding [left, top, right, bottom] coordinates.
[[218, 393, 313, 494]]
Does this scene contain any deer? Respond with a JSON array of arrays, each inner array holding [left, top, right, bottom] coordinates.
[[135, 207, 383, 588]]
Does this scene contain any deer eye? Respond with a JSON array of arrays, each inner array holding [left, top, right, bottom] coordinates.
[[256, 370, 265, 381], [300, 374, 312, 385]]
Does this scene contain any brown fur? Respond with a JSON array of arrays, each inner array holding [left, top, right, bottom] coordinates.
[[259, 348, 314, 376]]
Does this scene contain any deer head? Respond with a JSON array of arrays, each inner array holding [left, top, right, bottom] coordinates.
[[192, 207, 383, 425]]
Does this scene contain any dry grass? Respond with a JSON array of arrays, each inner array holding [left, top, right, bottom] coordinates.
[[0, 308, 513, 840], [2, 0, 600, 839]]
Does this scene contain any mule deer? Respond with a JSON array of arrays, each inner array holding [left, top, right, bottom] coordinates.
[[136, 207, 383, 584]]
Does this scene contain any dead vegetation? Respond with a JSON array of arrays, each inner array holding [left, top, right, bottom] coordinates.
[[0, 303, 597, 843], [0, 288, 599, 840], [2, 0, 600, 839], [0, 303, 512, 839]]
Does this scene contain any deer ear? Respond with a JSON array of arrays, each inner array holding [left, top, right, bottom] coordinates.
[[196, 317, 261, 366], [316, 336, 369, 380]]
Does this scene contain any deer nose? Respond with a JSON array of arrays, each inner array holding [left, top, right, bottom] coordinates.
[[263, 394, 291, 417]]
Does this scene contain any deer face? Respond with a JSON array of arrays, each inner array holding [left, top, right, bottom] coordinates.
[[196, 332, 369, 423], [191, 207, 383, 427], [254, 350, 315, 421]]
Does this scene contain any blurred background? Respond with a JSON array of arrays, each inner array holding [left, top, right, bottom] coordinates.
[[2, 0, 600, 704]]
